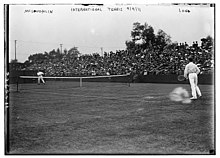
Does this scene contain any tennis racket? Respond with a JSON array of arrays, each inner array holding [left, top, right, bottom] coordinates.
[[177, 75, 186, 81]]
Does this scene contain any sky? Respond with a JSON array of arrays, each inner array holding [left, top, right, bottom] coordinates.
[[8, 3, 214, 62]]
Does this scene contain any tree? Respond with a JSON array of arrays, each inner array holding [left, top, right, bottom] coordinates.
[[125, 40, 136, 50], [68, 47, 80, 57], [56, 48, 60, 54], [64, 48, 68, 54], [131, 22, 143, 41], [47, 49, 63, 60], [23, 60, 31, 67], [201, 35, 213, 51], [126, 22, 173, 52], [48, 49, 56, 58], [155, 29, 171, 51], [164, 41, 178, 50], [141, 24, 155, 49], [28, 53, 46, 63], [126, 22, 156, 51], [10, 59, 18, 63]]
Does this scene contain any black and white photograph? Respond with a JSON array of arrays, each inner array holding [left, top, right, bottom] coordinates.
[[4, 1, 215, 155]]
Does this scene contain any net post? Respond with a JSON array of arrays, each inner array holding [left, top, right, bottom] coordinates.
[[80, 77, 82, 87], [16, 76, 19, 92], [127, 74, 131, 87]]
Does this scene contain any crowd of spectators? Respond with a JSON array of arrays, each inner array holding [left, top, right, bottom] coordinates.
[[11, 41, 214, 76]]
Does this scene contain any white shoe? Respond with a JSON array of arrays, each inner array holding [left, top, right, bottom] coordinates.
[[190, 97, 197, 100], [198, 95, 202, 98]]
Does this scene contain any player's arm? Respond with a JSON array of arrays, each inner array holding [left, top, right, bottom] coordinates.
[[196, 66, 200, 75], [184, 65, 188, 79]]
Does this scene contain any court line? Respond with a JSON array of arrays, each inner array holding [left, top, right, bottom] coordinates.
[[12, 82, 129, 92], [18, 87, 147, 97], [20, 74, 129, 79], [18, 89, 163, 103]]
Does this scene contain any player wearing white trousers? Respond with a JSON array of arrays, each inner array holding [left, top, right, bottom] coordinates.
[[37, 71, 45, 84], [188, 73, 202, 99], [184, 57, 202, 99]]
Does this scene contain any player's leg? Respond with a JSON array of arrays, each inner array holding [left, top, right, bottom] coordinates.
[[128, 73, 134, 86], [189, 73, 197, 99], [40, 76, 45, 84], [194, 74, 202, 97], [38, 76, 40, 84]]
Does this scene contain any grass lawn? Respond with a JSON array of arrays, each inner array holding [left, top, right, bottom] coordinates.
[[7, 81, 215, 154]]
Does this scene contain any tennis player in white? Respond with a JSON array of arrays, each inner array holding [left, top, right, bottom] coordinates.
[[184, 56, 202, 100], [37, 71, 45, 85]]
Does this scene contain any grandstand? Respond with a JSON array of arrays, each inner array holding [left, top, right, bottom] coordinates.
[[9, 39, 214, 78]]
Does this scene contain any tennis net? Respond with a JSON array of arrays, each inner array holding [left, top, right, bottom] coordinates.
[[13, 74, 131, 92]]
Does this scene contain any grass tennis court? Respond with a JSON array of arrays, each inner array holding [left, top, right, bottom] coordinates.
[[7, 82, 215, 154]]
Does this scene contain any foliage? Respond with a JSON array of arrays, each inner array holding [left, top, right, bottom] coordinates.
[[10, 59, 18, 63], [201, 35, 213, 52], [26, 47, 80, 64], [68, 47, 80, 57], [126, 22, 172, 52]]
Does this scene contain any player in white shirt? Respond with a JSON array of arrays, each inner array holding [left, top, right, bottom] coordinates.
[[184, 56, 202, 100], [37, 71, 45, 85]]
